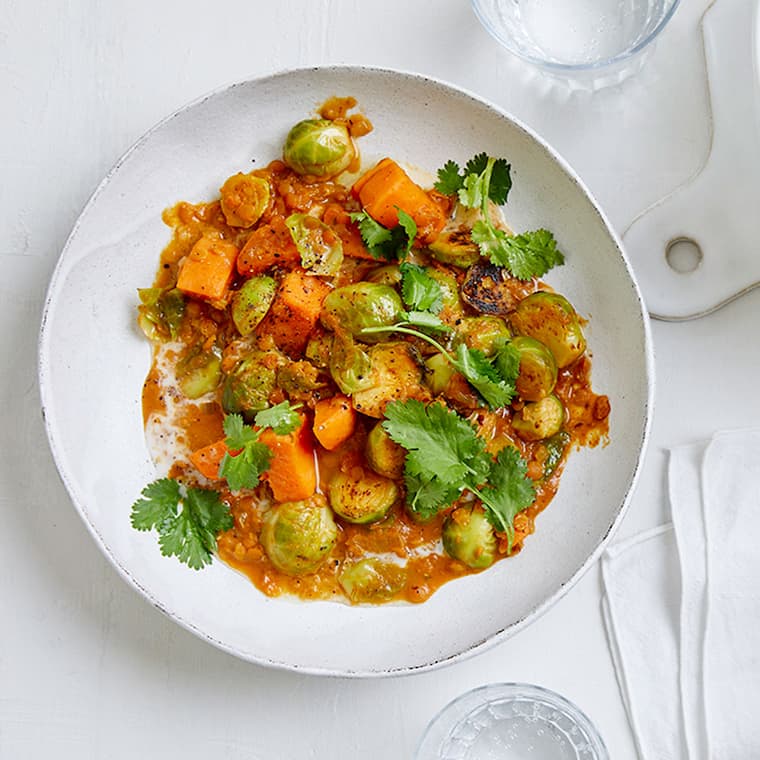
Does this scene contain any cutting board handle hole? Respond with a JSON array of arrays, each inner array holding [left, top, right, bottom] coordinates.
[[666, 237, 703, 274]]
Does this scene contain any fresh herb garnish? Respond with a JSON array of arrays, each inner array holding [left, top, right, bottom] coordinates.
[[218, 413, 273, 492], [219, 403, 302, 492], [435, 154, 564, 280], [382, 399, 535, 546], [361, 323, 519, 409], [349, 209, 417, 260], [130, 478, 233, 570], [400, 263, 443, 314]]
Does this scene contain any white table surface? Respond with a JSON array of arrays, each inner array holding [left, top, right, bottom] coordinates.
[[3, 1, 759, 757]]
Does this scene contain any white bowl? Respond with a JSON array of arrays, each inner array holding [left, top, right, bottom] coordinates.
[[38, 66, 653, 676]]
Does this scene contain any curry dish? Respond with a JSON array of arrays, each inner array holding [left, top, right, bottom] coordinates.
[[135, 97, 610, 604]]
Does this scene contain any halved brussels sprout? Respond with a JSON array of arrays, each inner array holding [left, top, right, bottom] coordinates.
[[511, 336, 558, 401], [512, 394, 565, 442], [177, 346, 221, 399], [285, 213, 344, 276], [424, 352, 455, 395], [305, 332, 334, 369], [327, 468, 398, 524], [366, 264, 402, 286], [282, 119, 355, 178], [442, 506, 497, 569], [231, 276, 276, 336], [428, 204, 483, 269], [455, 316, 511, 357], [366, 422, 406, 479], [221, 349, 279, 420], [219, 173, 270, 228], [338, 558, 406, 604], [260, 496, 337, 575], [510, 292, 586, 368], [321, 283, 403, 341], [137, 287, 185, 341], [352, 342, 431, 418], [329, 331, 374, 395]]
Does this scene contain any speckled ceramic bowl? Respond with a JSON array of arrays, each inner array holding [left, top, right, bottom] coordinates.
[[38, 66, 653, 676]]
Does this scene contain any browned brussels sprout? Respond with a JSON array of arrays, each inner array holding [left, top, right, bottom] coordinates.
[[327, 468, 398, 524], [442, 506, 497, 569], [511, 336, 558, 401], [512, 394, 565, 442]]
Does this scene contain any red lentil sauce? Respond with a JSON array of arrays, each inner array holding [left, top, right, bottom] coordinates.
[[139, 101, 610, 605]]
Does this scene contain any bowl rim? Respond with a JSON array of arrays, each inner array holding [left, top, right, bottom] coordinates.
[[471, 0, 682, 72], [37, 63, 655, 677]]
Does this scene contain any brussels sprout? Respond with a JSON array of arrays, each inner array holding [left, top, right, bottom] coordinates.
[[260, 496, 338, 575], [305, 332, 334, 369], [137, 287, 185, 341], [511, 336, 558, 401], [285, 213, 344, 276], [462, 260, 520, 315], [510, 292, 586, 368], [221, 349, 278, 420], [177, 346, 221, 399], [366, 422, 406, 479], [366, 264, 402, 286], [425, 268, 462, 313], [352, 342, 432, 418], [338, 558, 406, 604], [277, 360, 325, 395], [541, 430, 571, 480], [424, 352, 455, 395], [428, 202, 486, 269], [282, 119, 355, 178], [321, 283, 403, 341], [455, 316, 511, 357], [327, 468, 398, 524], [329, 331, 374, 395], [231, 276, 276, 336], [442, 506, 497, 569], [512, 394, 565, 442], [219, 173, 270, 228]]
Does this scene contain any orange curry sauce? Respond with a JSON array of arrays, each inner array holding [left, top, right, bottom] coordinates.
[[140, 105, 610, 605]]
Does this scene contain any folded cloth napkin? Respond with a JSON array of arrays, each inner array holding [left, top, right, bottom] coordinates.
[[601, 429, 760, 760]]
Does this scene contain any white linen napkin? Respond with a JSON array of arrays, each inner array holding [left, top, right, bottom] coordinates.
[[601, 429, 760, 760]]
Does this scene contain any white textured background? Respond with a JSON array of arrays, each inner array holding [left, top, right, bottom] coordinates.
[[3, 1, 760, 757]]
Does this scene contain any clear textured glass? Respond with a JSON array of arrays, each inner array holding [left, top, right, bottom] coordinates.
[[472, 0, 680, 87], [416, 683, 609, 760]]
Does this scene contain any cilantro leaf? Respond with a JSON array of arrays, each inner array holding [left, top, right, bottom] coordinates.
[[403, 469, 462, 520], [488, 158, 512, 205], [453, 344, 516, 409], [381, 400, 535, 526], [130, 478, 181, 531], [403, 310, 449, 331], [349, 211, 393, 258], [458, 171, 485, 209], [492, 229, 565, 280], [383, 400, 489, 487], [219, 413, 273, 492], [464, 152, 489, 177], [400, 263, 443, 314], [349, 210, 416, 260], [434, 160, 464, 195], [130, 480, 232, 570], [254, 401, 302, 435], [222, 413, 258, 450], [396, 209, 417, 257], [474, 446, 536, 551]]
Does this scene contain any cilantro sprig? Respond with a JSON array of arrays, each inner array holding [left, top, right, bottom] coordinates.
[[397, 263, 448, 332], [382, 399, 535, 546], [219, 403, 302, 492], [361, 322, 519, 409], [130, 478, 233, 570], [435, 153, 564, 280], [349, 209, 417, 260]]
